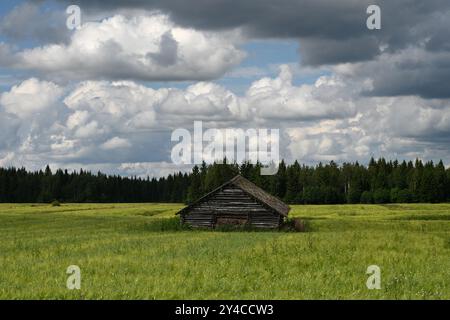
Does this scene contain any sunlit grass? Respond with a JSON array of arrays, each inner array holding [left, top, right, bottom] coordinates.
[[0, 203, 449, 299]]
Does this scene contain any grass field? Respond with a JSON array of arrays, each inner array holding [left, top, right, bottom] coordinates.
[[0, 203, 449, 299]]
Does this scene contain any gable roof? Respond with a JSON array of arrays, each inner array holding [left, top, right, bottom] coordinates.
[[177, 175, 290, 217]]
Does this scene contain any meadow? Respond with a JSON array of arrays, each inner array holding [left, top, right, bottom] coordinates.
[[0, 203, 449, 299]]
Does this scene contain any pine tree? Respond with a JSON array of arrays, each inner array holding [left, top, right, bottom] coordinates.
[[186, 165, 202, 203], [0, 158, 448, 204]]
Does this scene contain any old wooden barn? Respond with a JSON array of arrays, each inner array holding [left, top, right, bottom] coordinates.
[[176, 175, 290, 229]]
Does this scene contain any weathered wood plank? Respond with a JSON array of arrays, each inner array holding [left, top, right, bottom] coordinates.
[[180, 178, 285, 229]]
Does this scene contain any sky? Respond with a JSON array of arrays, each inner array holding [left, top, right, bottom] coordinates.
[[0, 0, 450, 178]]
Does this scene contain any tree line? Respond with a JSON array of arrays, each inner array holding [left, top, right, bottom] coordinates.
[[0, 158, 449, 204]]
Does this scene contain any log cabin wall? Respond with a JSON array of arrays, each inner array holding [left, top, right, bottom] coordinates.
[[181, 184, 282, 229]]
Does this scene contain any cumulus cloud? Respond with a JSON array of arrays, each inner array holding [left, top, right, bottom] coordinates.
[[64, 80, 159, 130], [15, 14, 244, 81], [118, 161, 193, 178], [53, 0, 450, 62], [286, 92, 450, 164], [0, 1, 448, 180], [0, 112, 21, 151], [246, 65, 356, 121], [0, 78, 63, 118], [1, 65, 450, 176], [101, 137, 132, 150], [0, 78, 71, 169], [2, 1, 449, 100]]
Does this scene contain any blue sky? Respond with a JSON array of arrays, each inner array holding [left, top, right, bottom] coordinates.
[[0, 0, 22, 11]]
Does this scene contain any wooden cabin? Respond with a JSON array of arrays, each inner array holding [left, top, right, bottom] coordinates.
[[176, 175, 290, 229]]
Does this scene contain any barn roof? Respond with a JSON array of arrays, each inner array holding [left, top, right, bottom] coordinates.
[[177, 175, 290, 217]]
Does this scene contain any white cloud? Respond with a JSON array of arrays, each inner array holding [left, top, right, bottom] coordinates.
[[246, 65, 356, 121], [101, 137, 131, 150], [74, 120, 104, 139], [1, 65, 450, 176], [63, 80, 159, 137], [0, 78, 63, 118], [0, 3, 449, 177], [50, 135, 77, 153], [0, 152, 15, 167], [157, 82, 246, 123], [119, 161, 193, 178], [16, 14, 245, 81], [66, 110, 89, 130]]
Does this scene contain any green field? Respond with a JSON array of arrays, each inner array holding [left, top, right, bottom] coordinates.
[[0, 203, 449, 299]]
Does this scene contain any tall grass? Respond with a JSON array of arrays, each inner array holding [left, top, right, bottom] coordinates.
[[0, 203, 449, 299]]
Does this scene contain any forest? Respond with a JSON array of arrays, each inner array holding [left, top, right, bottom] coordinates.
[[0, 158, 449, 204]]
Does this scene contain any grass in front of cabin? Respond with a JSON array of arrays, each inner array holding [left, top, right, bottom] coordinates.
[[0, 203, 449, 299]]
